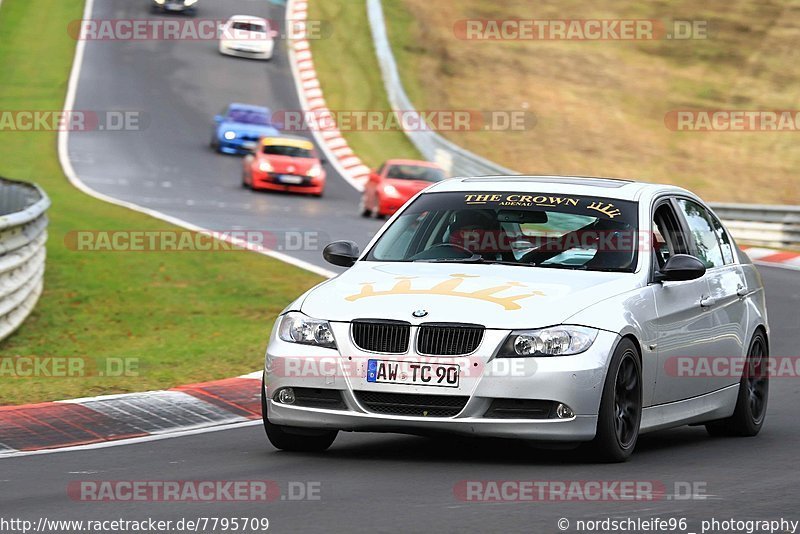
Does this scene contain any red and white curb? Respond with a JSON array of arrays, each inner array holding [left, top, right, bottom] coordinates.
[[287, 0, 369, 191], [0, 372, 263, 456], [740, 246, 800, 270]]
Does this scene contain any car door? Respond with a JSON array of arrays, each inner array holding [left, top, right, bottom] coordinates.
[[651, 198, 717, 405], [674, 198, 747, 394]]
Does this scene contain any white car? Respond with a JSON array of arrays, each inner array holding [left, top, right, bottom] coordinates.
[[262, 176, 770, 461], [219, 15, 276, 60]]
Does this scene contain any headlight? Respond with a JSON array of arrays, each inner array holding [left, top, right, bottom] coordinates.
[[383, 184, 400, 197], [307, 164, 322, 178], [184, 0, 197, 5], [278, 312, 337, 349], [498, 326, 598, 357], [259, 161, 273, 173], [154, 0, 165, 4], [224, 131, 236, 140]]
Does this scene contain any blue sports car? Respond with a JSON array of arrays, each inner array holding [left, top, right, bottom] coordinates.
[[210, 104, 280, 155]]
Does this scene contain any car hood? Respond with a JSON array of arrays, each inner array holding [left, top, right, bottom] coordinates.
[[218, 122, 278, 138], [300, 262, 637, 329], [263, 155, 317, 174]]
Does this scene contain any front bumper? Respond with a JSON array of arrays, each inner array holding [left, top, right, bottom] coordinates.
[[264, 324, 619, 441], [251, 171, 324, 194], [219, 42, 274, 60], [152, 2, 196, 13], [217, 139, 257, 155]]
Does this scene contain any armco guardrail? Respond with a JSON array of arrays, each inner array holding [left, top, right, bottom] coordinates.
[[0, 177, 49, 342], [366, 0, 800, 250]]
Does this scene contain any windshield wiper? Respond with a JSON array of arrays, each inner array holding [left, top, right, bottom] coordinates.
[[414, 255, 484, 263]]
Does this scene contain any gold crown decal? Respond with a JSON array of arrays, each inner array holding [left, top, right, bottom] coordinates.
[[345, 274, 545, 310], [587, 201, 621, 219]]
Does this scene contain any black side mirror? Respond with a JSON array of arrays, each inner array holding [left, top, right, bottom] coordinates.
[[323, 240, 360, 267], [655, 254, 706, 282]]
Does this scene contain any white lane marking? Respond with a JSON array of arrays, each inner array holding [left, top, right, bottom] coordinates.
[[57, 0, 336, 280], [0, 421, 262, 459]]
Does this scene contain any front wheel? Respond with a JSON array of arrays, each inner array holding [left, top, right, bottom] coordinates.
[[589, 338, 642, 462], [261, 379, 338, 452], [706, 332, 769, 437]]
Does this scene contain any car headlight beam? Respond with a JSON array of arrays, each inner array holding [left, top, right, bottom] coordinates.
[[278, 311, 337, 349], [223, 131, 236, 140], [498, 326, 598, 357], [259, 161, 273, 173], [307, 164, 322, 178]]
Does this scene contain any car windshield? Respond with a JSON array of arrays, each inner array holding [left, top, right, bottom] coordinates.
[[366, 191, 639, 272], [231, 22, 267, 33], [263, 145, 314, 158], [386, 165, 445, 183], [227, 109, 270, 125]]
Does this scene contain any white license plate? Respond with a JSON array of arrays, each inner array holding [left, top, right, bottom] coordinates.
[[278, 175, 303, 184], [366, 359, 460, 388]]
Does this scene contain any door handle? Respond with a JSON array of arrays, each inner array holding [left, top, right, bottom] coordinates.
[[700, 296, 716, 308], [737, 284, 748, 297]]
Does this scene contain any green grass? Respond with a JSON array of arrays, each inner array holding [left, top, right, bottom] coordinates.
[[0, 0, 323, 405], [309, 0, 800, 205], [307, 0, 421, 168]]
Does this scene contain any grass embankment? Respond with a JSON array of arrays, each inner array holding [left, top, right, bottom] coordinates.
[[313, 0, 800, 204], [307, 0, 421, 168], [0, 0, 322, 405]]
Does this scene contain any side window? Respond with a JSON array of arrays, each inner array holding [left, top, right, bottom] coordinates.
[[708, 212, 735, 264], [652, 202, 686, 270], [675, 199, 725, 268]]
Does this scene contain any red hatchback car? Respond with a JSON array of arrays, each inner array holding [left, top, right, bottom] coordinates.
[[360, 159, 447, 218], [242, 136, 326, 196]]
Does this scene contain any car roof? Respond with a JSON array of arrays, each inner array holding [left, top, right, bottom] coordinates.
[[383, 159, 443, 168], [425, 175, 696, 203], [228, 103, 270, 113], [228, 15, 268, 24]]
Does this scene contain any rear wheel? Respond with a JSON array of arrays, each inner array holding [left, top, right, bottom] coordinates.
[[589, 338, 642, 462], [706, 332, 769, 437], [261, 379, 338, 452]]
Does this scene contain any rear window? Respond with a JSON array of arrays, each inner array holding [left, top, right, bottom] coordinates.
[[366, 191, 639, 272]]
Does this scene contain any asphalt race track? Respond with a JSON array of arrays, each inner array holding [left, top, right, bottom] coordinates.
[[1, 1, 799, 532], [67, 0, 383, 271]]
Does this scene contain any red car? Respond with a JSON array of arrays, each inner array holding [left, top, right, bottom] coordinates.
[[242, 136, 326, 196], [360, 159, 446, 218]]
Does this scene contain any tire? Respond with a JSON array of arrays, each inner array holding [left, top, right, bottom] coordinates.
[[359, 195, 371, 217], [705, 331, 769, 437], [589, 338, 642, 462], [261, 379, 338, 452]]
